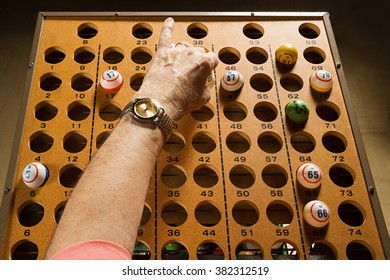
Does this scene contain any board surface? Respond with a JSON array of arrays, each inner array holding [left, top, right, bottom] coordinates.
[[0, 12, 388, 260]]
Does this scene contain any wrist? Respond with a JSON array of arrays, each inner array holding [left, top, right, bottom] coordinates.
[[121, 97, 175, 143], [118, 114, 165, 158]]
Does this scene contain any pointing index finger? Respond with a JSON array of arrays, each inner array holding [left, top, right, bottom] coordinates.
[[158, 18, 174, 50]]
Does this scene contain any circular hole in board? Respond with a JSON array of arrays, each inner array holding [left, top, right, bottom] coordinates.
[[309, 242, 336, 260], [103, 47, 124, 64], [99, 102, 121, 122], [299, 23, 320, 39], [192, 132, 216, 154], [236, 241, 263, 260], [130, 73, 144, 91], [266, 202, 293, 226], [254, 102, 278, 122], [197, 242, 224, 260], [195, 202, 221, 227], [161, 242, 189, 260], [44, 47, 66, 64], [316, 102, 340, 122], [11, 241, 39, 260], [35, 101, 58, 121], [63, 132, 87, 153], [322, 132, 347, 153], [40, 73, 62, 91], [250, 73, 273, 92], [290, 132, 316, 153], [271, 241, 299, 260], [161, 165, 187, 188], [346, 241, 373, 260], [68, 101, 91, 121], [329, 164, 355, 188], [132, 23, 153, 39], [71, 73, 93, 91], [193, 165, 219, 188], [96, 132, 111, 150], [262, 164, 288, 188], [18, 201, 44, 227], [246, 47, 268, 64], [218, 47, 240, 65], [187, 23, 208, 39], [191, 105, 214, 121], [243, 23, 264, 39], [226, 131, 251, 153], [161, 202, 188, 227], [77, 22, 98, 39], [163, 132, 186, 153], [223, 102, 247, 122], [55, 202, 66, 224], [258, 132, 283, 153], [232, 201, 259, 226], [131, 47, 153, 64], [140, 205, 152, 226], [59, 164, 83, 188], [229, 165, 255, 189], [29, 131, 54, 153], [304, 47, 326, 64], [280, 73, 303, 92], [132, 241, 151, 260], [338, 202, 365, 227], [74, 47, 95, 64]]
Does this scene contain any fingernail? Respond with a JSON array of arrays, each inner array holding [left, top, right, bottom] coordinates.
[[165, 17, 173, 22]]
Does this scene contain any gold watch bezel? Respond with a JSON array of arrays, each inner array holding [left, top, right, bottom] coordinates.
[[133, 98, 160, 120]]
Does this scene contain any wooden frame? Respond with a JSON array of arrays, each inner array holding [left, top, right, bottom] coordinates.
[[1, 12, 388, 260]]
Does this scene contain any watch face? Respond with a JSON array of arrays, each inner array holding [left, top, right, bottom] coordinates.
[[134, 98, 159, 119]]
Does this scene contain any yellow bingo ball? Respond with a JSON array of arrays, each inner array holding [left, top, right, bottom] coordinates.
[[275, 44, 298, 65]]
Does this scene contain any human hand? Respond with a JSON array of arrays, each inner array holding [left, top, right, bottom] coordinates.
[[134, 17, 219, 121]]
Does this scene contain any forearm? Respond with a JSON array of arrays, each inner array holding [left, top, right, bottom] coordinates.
[[46, 114, 164, 258], [45, 17, 218, 260]]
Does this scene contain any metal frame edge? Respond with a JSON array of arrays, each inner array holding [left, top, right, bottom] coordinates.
[[323, 13, 390, 259], [0, 12, 45, 258]]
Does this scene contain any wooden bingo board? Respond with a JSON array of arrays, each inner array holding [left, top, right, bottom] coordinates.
[[1, 12, 389, 260]]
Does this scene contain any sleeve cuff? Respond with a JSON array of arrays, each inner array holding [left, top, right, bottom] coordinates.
[[49, 240, 132, 260]]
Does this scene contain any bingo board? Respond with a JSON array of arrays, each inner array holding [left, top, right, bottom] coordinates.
[[0, 12, 389, 260]]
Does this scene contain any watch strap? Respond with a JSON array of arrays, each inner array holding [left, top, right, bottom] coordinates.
[[157, 108, 175, 141], [120, 100, 136, 118]]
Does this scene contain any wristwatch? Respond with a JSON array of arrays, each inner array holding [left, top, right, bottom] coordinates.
[[120, 98, 174, 142]]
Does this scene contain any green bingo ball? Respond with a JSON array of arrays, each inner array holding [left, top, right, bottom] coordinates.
[[165, 243, 181, 251], [285, 99, 310, 123]]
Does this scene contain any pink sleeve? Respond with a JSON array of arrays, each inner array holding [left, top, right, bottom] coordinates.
[[49, 240, 132, 260]]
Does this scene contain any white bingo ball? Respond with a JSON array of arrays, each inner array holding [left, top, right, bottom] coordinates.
[[297, 163, 323, 189], [221, 70, 244, 92], [303, 200, 330, 228], [22, 162, 49, 188], [100, 70, 124, 92], [310, 70, 333, 93]]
